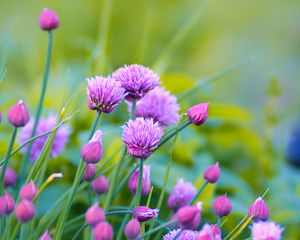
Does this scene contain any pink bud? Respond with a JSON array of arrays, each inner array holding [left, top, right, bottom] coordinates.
[[128, 165, 151, 196], [0, 110, 2, 124], [133, 206, 159, 222], [204, 163, 220, 183], [80, 130, 103, 164], [92, 175, 109, 195], [39, 231, 52, 240], [187, 102, 208, 126], [7, 100, 30, 127], [175, 203, 202, 230], [15, 200, 36, 223], [39, 8, 60, 31], [124, 219, 141, 239], [213, 195, 232, 217], [20, 180, 38, 201], [0, 193, 15, 216], [85, 204, 105, 227], [0, 167, 17, 188], [248, 197, 270, 221], [93, 221, 114, 240], [82, 164, 96, 181]]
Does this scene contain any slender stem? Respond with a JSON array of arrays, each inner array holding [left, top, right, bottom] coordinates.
[[190, 180, 208, 205], [131, 98, 136, 119], [116, 199, 135, 240], [217, 216, 222, 226], [136, 220, 176, 239], [5, 216, 10, 240], [223, 216, 248, 240], [106, 210, 133, 216], [135, 159, 143, 206], [72, 224, 87, 240], [0, 127, 17, 194], [18, 31, 53, 184], [229, 216, 253, 240], [19, 224, 27, 240]]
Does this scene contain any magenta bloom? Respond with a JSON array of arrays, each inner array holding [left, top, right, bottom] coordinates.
[[93, 221, 114, 240], [168, 178, 196, 211], [128, 164, 151, 196], [213, 195, 232, 217], [39, 8, 60, 31], [124, 219, 141, 240], [113, 64, 160, 100], [175, 202, 202, 230], [82, 164, 96, 181], [204, 163, 220, 183], [0, 193, 15, 216], [18, 114, 71, 161], [39, 231, 52, 240], [251, 221, 284, 240], [20, 180, 38, 201], [248, 197, 270, 221], [133, 206, 159, 222], [0, 167, 17, 188], [85, 204, 105, 227], [80, 130, 103, 164], [92, 175, 109, 195], [122, 118, 163, 159], [128, 87, 180, 126], [86, 76, 125, 113], [187, 102, 208, 126], [7, 100, 30, 127], [197, 224, 222, 240], [15, 200, 36, 223], [163, 229, 199, 240]]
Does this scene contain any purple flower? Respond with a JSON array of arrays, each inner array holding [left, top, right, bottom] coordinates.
[[128, 164, 151, 196], [112, 64, 160, 100], [163, 229, 199, 240], [0, 167, 17, 188], [204, 163, 220, 183], [39, 8, 60, 31], [124, 219, 141, 240], [213, 194, 232, 217], [248, 197, 270, 221], [175, 202, 202, 230], [187, 102, 208, 126], [19, 180, 38, 201], [0, 193, 15, 216], [82, 164, 96, 181], [85, 204, 105, 227], [197, 224, 222, 240], [127, 87, 180, 126], [122, 117, 163, 159], [15, 200, 36, 223], [18, 114, 71, 161], [133, 206, 159, 222], [91, 175, 109, 195], [86, 76, 125, 113], [80, 130, 103, 164], [251, 221, 284, 240], [7, 100, 30, 127], [93, 221, 114, 240], [168, 178, 196, 211]]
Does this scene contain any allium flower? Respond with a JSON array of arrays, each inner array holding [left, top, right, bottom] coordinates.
[[82, 164, 96, 181], [197, 224, 222, 240], [80, 130, 103, 164], [248, 197, 270, 221], [15, 200, 36, 223], [112, 64, 160, 100], [163, 229, 199, 240], [86, 76, 125, 113], [175, 202, 202, 230], [92, 175, 109, 195], [85, 204, 105, 227], [128, 164, 151, 196], [93, 221, 114, 240], [18, 114, 71, 161], [0, 193, 15, 216], [128, 87, 180, 126], [19, 180, 38, 201], [168, 178, 196, 211], [187, 102, 208, 126], [7, 100, 30, 127], [122, 117, 163, 159], [204, 163, 220, 183], [124, 219, 141, 240], [133, 206, 159, 222], [213, 195, 232, 217], [0, 167, 17, 188], [39, 8, 60, 31], [251, 221, 284, 240]]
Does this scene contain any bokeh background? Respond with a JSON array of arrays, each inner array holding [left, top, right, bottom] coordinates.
[[0, 0, 300, 239]]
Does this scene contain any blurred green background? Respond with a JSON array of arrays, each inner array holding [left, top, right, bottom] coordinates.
[[0, 0, 300, 239]]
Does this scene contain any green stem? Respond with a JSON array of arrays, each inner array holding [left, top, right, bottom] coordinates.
[[19, 224, 27, 240], [131, 98, 136, 119], [18, 31, 53, 184], [229, 216, 253, 240], [116, 199, 135, 240], [217, 216, 222, 226], [190, 180, 208, 205], [173, 229, 183, 240], [72, 224, 87, 240], [54, 112, 101, 240], [5, 216, 10, 240], [135, 159, 143, 206], [0, 127, 17, 194], [223, 216, 248, 240]]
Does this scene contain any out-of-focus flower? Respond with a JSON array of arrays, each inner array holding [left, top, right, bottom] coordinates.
[[92, 175, 109, 195], [82, 164, 96, 181], [7, 100, 30, 127], [251, 221, 284, 240], [39, 8, 60, 31], [163, 229, 199, 240], [80, 130, 103, 164], [19, 180, 38, 201], [15, 200, 36, 223], [187, 103, 208, 126], [85, 204, 105, 227], [197, 224, 222, 240], [0, 193, 15, 216], [0, 167, 17, 188], [122, 117, 163, 159], [113, 64, 160, 101], [133, 206, 159, 222], [128, 87, 180, 126], [93, 221, 114, 240], [175, 202, 202, 230], [213, 195, 232, 217], [18, 114, 71, 161], [0, 110, 2, 123], [204, 163, 220, 183], [39, 231, 52, 240], [248, 197, 270, 221], [124, 218, 141, 239], [128, 164, 151, 196], [168, 178, 196, 211], [86, 76, 125, 113]]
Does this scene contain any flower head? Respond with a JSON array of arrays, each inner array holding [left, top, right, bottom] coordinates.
[[251, 221, 284, 240], [85, 204, 105, 227], [82, 164, 96, 181], [86, 76, 125, 113], [15, 200, 36, 223], [93, 221, 114, 240], [80, 130, 103, 164], [187, 103, 208, 126], [113, 64, 160, 100], [39, 231, 52, 240], [133, 206, 159, 222], [122, 117, 163, 159], [128, 87, 180, 126], [175, 202, 202, 230], [0, 193, 15, 216], [124, 219, 141, 240], [39, 8, 60, 31], [204, 163, 220, 183], [163, 229, 199, 240], [19, 180, 38, 201], [18, 114, 71, 161], [168, 178, 196, 211], [197, 224, 222, 240], [248, 197, 270, 221], [213, 194, 232, 217], [91, 175, 109, 195], [128, 164, 151, 196], [7, 100, 30, 127], [0, 167, 17, 188]]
